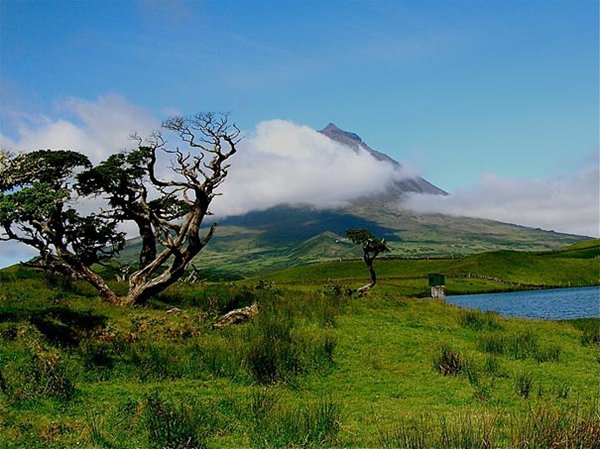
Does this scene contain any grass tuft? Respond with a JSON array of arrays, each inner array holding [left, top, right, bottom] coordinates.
[[432, 345, 464, 375], [458, 309, 502, 331]]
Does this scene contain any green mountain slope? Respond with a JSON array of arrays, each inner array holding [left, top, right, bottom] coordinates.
[[120, 204, 586, 277]]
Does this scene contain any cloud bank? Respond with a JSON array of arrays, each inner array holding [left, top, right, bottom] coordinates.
[[404, 163, 599, 237], [211, 119, 405, 216]]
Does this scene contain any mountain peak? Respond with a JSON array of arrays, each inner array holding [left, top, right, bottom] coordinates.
[[319, 122, 448, 197], [320, 123, 363, 143]]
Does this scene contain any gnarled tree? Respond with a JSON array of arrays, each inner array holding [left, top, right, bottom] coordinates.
[[346, 228, 389, 295], [0, 113, 240, 306]]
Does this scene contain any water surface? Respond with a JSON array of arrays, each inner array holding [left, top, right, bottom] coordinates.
[[446, 286, 600, 319]]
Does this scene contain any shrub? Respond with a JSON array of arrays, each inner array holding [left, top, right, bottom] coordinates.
[[432, 345, 463, 376]]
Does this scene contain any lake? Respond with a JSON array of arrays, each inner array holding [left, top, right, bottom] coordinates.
[[446, 286, 600, 320]]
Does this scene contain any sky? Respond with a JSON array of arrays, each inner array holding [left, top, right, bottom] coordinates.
[[0, 0, 598, 267]]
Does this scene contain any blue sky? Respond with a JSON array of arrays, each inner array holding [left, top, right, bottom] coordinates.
[[0, 0, 598, 266]]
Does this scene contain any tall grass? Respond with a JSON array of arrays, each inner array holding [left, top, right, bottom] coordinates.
[[479, 332, 561, 362], [378, 404, 600, 449], [1, 342, 76, 401], [378, 414, 495, 449], [515, 371, 534, 399], [248, 389, 341, 448], [458, 309, 503, 331], [144, 392, 214, 449]]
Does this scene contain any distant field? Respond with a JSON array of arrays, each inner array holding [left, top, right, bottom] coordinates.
[[257, 240, 600, 295]]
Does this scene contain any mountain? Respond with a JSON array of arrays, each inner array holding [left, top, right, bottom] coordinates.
[[119, 124, 587, 278], [319, 123, 448, 196]]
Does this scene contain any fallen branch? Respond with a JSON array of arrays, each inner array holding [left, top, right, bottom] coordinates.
[[212, 302, 258, 329]]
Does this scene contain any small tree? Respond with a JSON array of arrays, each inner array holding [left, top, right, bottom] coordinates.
[[346, 228, 389, 294], [0, 113, 240, 306]]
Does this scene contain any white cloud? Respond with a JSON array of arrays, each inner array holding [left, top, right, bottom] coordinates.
[[211, 119, 408, 216], [404, 163, 600, 237], [2, 94, 159, 162]]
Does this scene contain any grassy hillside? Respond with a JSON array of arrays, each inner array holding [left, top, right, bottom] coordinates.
[[259, 241, 599, 296], [0, 255, 598, 447], [118, 205, 588, 277]]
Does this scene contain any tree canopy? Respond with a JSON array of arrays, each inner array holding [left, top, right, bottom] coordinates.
[[0, 113, 240, 305]]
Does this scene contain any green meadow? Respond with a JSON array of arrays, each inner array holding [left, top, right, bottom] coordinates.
[[0, 240, 598, 448]]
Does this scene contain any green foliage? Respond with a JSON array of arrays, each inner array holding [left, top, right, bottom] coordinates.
[[346, 228, 390, 258], [0, 149, 125, 273]]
